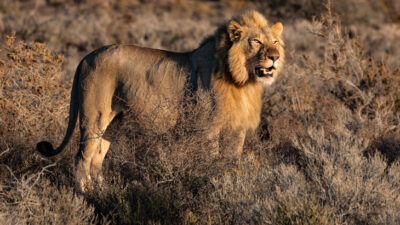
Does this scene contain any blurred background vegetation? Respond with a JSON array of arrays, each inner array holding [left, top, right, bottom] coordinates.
[[1, 0, 400, 224]]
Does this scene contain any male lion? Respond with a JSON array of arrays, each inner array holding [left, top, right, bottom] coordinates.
[[37, 10, 284, 190]]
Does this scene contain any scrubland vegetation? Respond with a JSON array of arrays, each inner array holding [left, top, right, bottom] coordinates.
[[1, 0, 400, 224]]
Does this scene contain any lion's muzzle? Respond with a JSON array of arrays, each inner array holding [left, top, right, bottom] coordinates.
[[255, 66, 274, 78], [256, 48, 280, 78]]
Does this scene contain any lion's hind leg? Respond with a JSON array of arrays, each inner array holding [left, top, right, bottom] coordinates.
[[90, 137, 111, 186], [75, 109, 118, 191], [75, 134, 101, 192]]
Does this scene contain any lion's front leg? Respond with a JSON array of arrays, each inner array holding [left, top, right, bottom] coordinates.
[[206, 124, 222, 157], [207, 132, 220, 157], [206, 127, 246, 158], [231, 129, 246, 157]]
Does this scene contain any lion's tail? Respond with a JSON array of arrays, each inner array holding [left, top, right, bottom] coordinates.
[[36, 69, 80, 157]]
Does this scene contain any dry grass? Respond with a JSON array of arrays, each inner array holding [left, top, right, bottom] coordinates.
[[1, 0, 400, 224], [0, 165, 98, 224], [0, 32, 72, 176]]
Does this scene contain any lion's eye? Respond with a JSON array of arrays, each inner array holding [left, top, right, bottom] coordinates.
[[253, 39, 262, 45], [273, 40, 279, 45]]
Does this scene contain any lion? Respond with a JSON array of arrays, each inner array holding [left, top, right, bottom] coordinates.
[[36, 10, 284, 191]]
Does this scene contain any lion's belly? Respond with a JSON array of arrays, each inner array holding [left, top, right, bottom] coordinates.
[[131, 89, 181, 134], [120, 58, 188, 134]]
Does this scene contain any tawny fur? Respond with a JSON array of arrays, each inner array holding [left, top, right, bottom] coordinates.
[[36, 10, 285, 191]]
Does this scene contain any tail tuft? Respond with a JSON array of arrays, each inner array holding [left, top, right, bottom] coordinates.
[[37, 141, 56, 157]]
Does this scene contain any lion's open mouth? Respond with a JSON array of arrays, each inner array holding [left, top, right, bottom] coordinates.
[[255, 66, 274, 78]]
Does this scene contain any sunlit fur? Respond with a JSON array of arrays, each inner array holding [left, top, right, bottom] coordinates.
[[210, 10, 285, 132], [224, 10, 285, 87], [36, 10, 285, 191]]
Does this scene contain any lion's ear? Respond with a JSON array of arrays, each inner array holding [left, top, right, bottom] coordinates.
[[271, 22, 283, 36], [227, 20, 243, 42]]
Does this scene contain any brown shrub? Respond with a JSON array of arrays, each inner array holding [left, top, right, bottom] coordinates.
[[0, 33, 73, 175], [0, 165, 98, 225]]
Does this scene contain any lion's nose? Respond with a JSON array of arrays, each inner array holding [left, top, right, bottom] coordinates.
[[268, 55, 279, 61]]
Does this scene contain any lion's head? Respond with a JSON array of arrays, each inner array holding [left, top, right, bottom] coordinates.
[[225, 10, 285, 86]]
